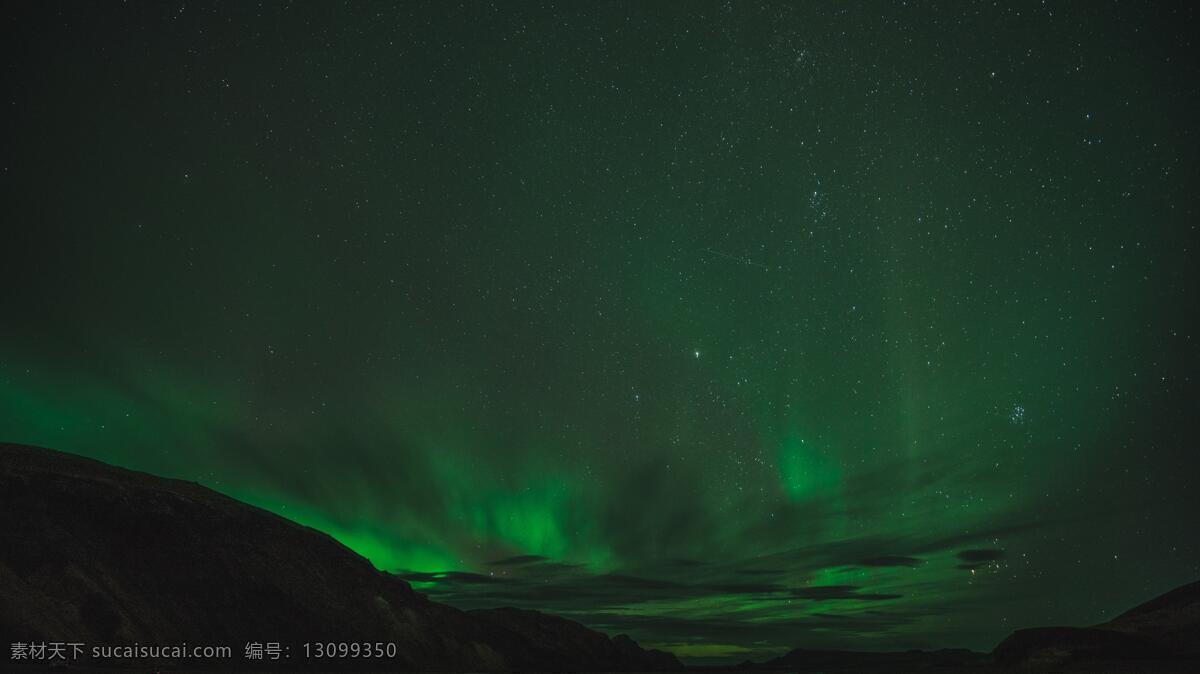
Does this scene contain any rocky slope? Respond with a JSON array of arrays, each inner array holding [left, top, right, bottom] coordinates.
[[992, 580, 1200, 670], [1101, 578, 1200, 655], [0, 442, 680, 671]]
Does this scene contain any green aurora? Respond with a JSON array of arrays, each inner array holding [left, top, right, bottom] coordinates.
[[2, 1, 1198, 663]]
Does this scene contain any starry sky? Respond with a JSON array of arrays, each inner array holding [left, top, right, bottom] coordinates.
[[2, 1, 1198, 664]]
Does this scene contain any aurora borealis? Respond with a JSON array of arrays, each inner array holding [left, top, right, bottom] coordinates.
[[2, 0, 1198, 663]]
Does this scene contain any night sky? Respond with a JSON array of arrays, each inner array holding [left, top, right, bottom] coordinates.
[[2, 1, 1198, 663]]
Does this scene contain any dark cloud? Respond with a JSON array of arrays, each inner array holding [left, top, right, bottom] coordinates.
[[727, 517, 1044, 580], [957, 549, 1005, 562], [413, 566, 904, 615], [859, 555, 924, 568], [790, 585, 902, 601], [707, 582, 787, 594], [488, 554, 549, 566], [955, 549, 1005, 570], [398, 571, 502, 584], [594, 573, 686, 590], [530, 561, 585, 574]]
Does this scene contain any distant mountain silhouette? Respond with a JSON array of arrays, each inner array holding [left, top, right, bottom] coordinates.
[[992, 579, 1200, 670], [755, 646, 987, 671], [1101, 578, 1200, 655], [731, 580, 1199, 672], [0, 442, 680, 671]]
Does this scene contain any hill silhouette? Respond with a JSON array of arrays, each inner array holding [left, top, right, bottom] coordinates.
[[0, 442, 680, 671], [992, 579, 1200, 670]]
